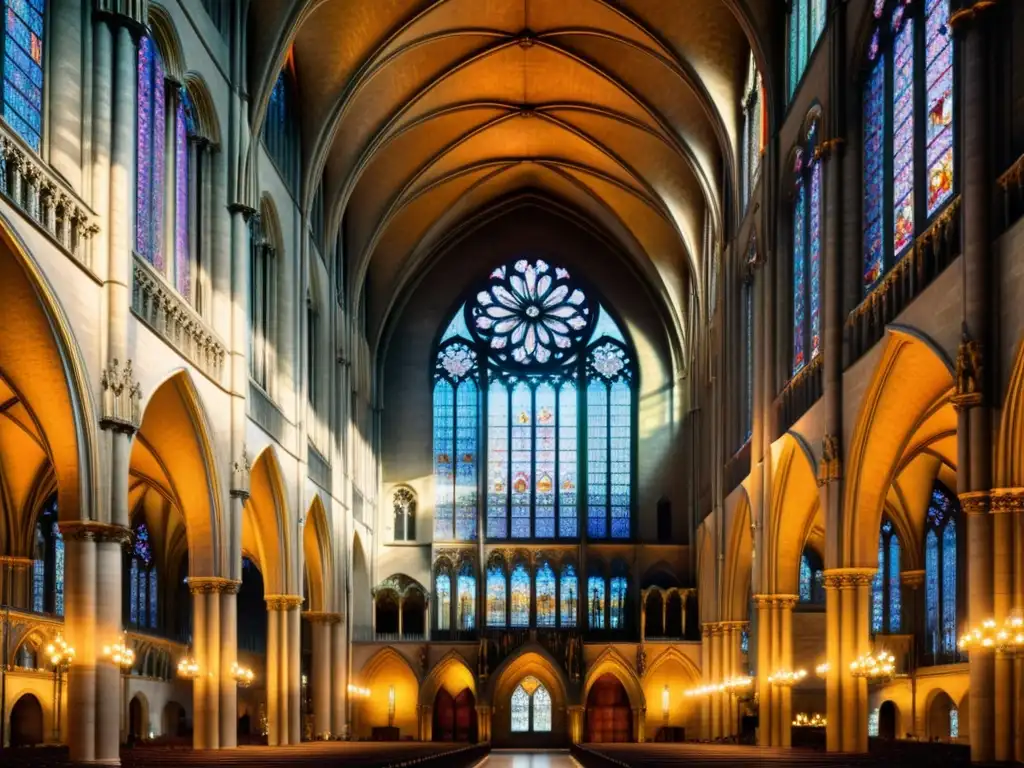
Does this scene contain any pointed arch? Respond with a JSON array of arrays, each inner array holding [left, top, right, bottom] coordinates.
[[766, 431, 820, 594], [131, 370, 223, 577], [183, 72, 222, 148], [302, 495, 332, 611], [243, 446, 292, 595], [350, 530, 371, 630], [722, 487, 752, 621], [146, 4, 186, 83], [996, 338, 1024, 488], [643, 645, 701, 682], [582, 647, 645, 710], [355, 646, 421, 739], [419, 649, 476, 706]]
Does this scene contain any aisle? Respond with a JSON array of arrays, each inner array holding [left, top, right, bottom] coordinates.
[[482, 751, 576, 768]]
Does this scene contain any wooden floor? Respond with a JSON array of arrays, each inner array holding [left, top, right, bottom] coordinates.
[[2, 741, 481, 768], [579, 742, 973, 768]]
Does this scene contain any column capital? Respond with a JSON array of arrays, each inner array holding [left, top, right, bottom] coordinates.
[[959, 489, 991, 515], [948, 0, 1000, 34], [751, 593, 799, 608], [990, 487, 1024, 514], [302, 611, 342, 624], [900, 569, 926, 587], [58, 520, 132, 545], [187, 577, 242, 595], [0, 555, 34, 569], [821, 568, 876, 588], [265, 594, 304, 610], [99, 358, 142, 434], [813, 137, 845, 163]]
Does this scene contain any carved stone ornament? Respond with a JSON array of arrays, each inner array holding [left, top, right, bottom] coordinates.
[[231, 446, 252, 499], [821, 568, 877, 589], [900, 569, 926, 588], [0, 555, 34, 569], [958, 489, 991, 515], [265, 594, 305, 610], [751, 594, 799, 608], [818, 434, 841, 486], [813, 136, 845, 162], [58, 520, 132, 546], [989, 488, 1024, 515], [635, 645, 647, 677], [302, 611, 342, 624], [187, 577, 242, 595], [100, 358, 142, 433], [952, 333, 984, 409]]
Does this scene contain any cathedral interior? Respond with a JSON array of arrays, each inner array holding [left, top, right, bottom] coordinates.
[[0, 0, 1022, 766]]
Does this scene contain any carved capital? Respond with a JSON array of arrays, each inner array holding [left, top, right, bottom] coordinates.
[[959, 490, 991, 515], [302, 611, 342, 624], [822, 568, 877, 589], [900, 569, 926, 588], [231, 446, 252, 499], [188, 577, 242, 595], [813, 137, 845, 162], [751, 593, 799, 608], [265, 594, 304, 610], [58, 520, 132, 545], [817, 434, 841, 486], [0, 555, 34, 569], [948, 0, 999, 33], [952, 334, 984, 410], [990, 488, 1024, 514], [100, 358, 142, 433]]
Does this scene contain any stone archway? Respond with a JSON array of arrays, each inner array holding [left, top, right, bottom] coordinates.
[[355, 647, 421, 740], [878, 700, 899, 740], [162, 700, 186, 738], [129, 692, 149, 741], [927, 690, 959, 742], [10, 693, 44, 747], [586, 674, 632, 743], [486, 647, 570, 748]]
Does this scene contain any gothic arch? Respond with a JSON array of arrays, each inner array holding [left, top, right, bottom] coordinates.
[[484, 645, 571, 708], [302, 495, 332, 611], [243, 446, 293, 595], [131, 370, 223, 578], [722, 487, 752, 621], [643, 645, 701, 682], [419, 650, 476, 707], [843, 329, 955, 567], [355, 646, 422, 740], [350, 530, 371, 629], [766, 431, 819, 593], [583, 647, 645, 711], [182, 73, 222, 148], [996, 337, 1024, 487], [147, 4, 187, 83]]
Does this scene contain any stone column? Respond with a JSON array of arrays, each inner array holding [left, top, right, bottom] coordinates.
[[331, 617, 346, 737], [632, 706, 645, 743], [753, 598, 772, 746], [417, 704, 432, 741], [288, 603, 302, 742], [95, 536, 124, 761], [304, 612, 338, 739], [779, 600, 794, 748], [479, 704, 494, 743], [823, 569, 874, 753], [219, 581, 240, 749], [265, 602, 283, 745]]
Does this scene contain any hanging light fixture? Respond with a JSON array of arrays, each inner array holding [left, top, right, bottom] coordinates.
[[849, 651, 896, 681], [767, 669, 807, 687], [231, 662, 255, 688], [177, 655, 200, 680]]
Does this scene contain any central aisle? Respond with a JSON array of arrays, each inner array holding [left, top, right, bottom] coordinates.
[[483, 751, 576, 768]]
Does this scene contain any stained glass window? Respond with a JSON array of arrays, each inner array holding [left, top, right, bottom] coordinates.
[[434, 259, 634, 546], [53, 521, 63, 616], [3, 0, 45, 151], [560, 564, 578, 627], [949, 707, 959, 739], [792, 118, 823, 376], [609, 576, 627, 629], [31, 523, 44, 612], [457, 565, 475, 630], [173, 99, 190, 298], [925, 483, 958, 661], [262, 68, 300, 192], [888, 534, 901, 632], [510, 563, 530, 628], [433, 344, 477, 540], [149, 568, 158, 629], [486, 565, 506, 627], [511, 685, 530, 732], [925, 528, 938, 649], [130, 558, 139, 625], [868, 708, 880, 737], [741, 53, 762, 209], [436, 573, 451, 631], [862, 0, 956, 293], [136, 36, 167, 269], [588, 576, 605, 629], [129, 522, 157, 629], [941, 519, 956, 654], [787, 0, 827, 100], [799, 555, 812, 602], [536, 562, 556, 628], [872, 520, 900, 634], [533, 684, 552, 732]]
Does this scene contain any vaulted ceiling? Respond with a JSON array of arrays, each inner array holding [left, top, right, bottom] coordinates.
[[247, 0, 775, 366]]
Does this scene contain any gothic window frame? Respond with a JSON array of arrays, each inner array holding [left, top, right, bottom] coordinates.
[[2, 0, 46, 153], [586, 559, 630, 634], [261, 63, 300, 194], [432, 258, 638, 544], [789, 110, 824, 377], [31, 496, 62, 616], [798, 547, 825, 605], [861, 0, 957, 292], [510, 676, 552, 733], [250, 201, 280, 392], [741, 52, 763, 210], [787, 0, 828, 102], [871, 517, 902, 634], [924, 481, 960, 663], [126, 518, 158, 631], [391, 486, 417, 542], [433, 561, 453, 633], [740, 234, 757, 445]]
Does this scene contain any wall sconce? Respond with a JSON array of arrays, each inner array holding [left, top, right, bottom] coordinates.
[[767, 669, 807, 687], [661, 684, 670, 723]]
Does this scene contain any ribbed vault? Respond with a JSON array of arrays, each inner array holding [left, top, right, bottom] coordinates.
[[247, 0, 775, 366]]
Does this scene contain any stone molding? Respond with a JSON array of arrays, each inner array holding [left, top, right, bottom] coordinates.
[[900, 569, 926, 587], [751, 593, 799, 608], [821, 568, 876, 589], [265, 594, 304, 610], [951, 334, 984, 410], [58, 520, 132, 545], [302, 611, 342, 624], [0, 555, 34, 569], [94, 0, 148, 28], [231, 447, 252, 500], [817, 433, 841, 486], [990, 488, 1024, 514], [187, 577, 242, 595], [100, 358, 142, 433], [959, 489, 991, 515]]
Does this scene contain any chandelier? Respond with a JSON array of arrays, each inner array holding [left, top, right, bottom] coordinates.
[[767, 669, 807, 687], [177, 655, 200, 680], [849, 651, 895, 681], [231, 662, 255, 688], [959, 615, 1024, 654]]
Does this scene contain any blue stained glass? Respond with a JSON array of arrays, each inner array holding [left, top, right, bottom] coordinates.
[[486, 565, 506, 627], [949, 707, 959, 738], [535, 383, 556, 538], [440, 304, 472, 343], [32, 558, 43, 612], [740, 628, 749, 655], [792, 178, 807, 375], [136, 37, 167, 270], [799, 554, 812, 602], [925, 0, 954, 216], [533, 685, 552, 731], [148, 568, 158, 628], [510, 382, 532, 538], [892, 17, 915, 255], [588, 576, 605, 629], [457, 568, 475, 630], [609, 576, 627, 629], [868, 708, 880, 737], [788, 3, 798, 99], [536, 562, 556, 627], [871, 531, 884, 633], [809, 161, 822, 361], [797, 0, 808, 91], [510, 563, 530, 627], [587, 380, 608, 537], [436, 573, 451, 631], [941, 518, 956, 654], [511, 685, 529, 732], [609, 380, 631, 538], [888, 535, 901, 632], [433, 380, 455, 539], [926, 529, 939, 653], [130, 557, 139, 625], [455, 380, 478, 540], [174, 101, 190, 298], [558, 381, 578, 538], [6, 33, 42, 87], [134, 522, 153, 565], [487, 381, 509, 538], [589, 304, 627, 345], [863, 58, 885, 289], [53, 522, 63, 617], [560, 565, 578, 627]]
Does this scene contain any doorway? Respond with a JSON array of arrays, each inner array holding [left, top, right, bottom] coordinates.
[[586, 674, 631, 743]]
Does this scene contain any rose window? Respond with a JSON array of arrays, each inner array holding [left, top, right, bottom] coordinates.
[[471, 259, 590, 365]]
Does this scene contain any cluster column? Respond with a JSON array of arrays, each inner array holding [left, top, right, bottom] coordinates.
[[265, 595, 303, 745], [822, 569, 874, 753], [188, 578, 241, 749], [303, 611, 342, 738], [753, 595, 796, 746]]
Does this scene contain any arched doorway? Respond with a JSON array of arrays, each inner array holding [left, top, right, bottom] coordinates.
[[586, 673, 632, 743], [928, 691, 958, 741], [10, 693, 44, 747], [129, 694, 148, 740], [879, 700, 899, 740], [163, 701, 186, 738], [432, 688, 477, 742]]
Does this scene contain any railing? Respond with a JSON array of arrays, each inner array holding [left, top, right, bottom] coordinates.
[[997, 153, 1024, 234], [777, 354, 823, 435], [132, 252, 227, 384], [844, 196, 961, 367], [352, 628, 426, 642], [0, 128, 97, 271]]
